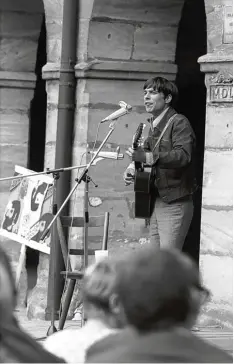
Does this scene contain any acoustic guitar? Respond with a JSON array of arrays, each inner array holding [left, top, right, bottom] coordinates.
[[133, 123, 154, 219]]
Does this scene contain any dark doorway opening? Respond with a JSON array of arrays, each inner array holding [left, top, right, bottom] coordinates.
[[25, 15, 47, 304], [175, 0, 207, 264]]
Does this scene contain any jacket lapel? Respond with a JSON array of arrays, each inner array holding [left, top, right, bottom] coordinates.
[[153, 107, 177, 135]]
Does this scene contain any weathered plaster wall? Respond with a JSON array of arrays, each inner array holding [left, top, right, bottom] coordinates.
[[198, 0, 233, 329], [0, 0, 44, 301]]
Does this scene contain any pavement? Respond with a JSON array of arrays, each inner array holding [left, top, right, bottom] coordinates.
[[16, 307, 233, 357]]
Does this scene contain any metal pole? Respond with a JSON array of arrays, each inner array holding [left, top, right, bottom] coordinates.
[[45, 0, 79, 320]]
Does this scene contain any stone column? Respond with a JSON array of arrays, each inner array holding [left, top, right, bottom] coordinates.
[[26, 66, 61, 319], [26, 0, 65, 319], [198, 0, 233, 329]]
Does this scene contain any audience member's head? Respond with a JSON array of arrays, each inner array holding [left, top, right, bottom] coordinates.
[[0, 246, 64, 363], [114, 246, 210, 332], [83, 258, 126, 329]]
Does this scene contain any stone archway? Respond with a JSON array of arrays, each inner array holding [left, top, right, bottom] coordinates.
[[26, 0, 233, 329], [76, 0, 233, 330], [73, 0, 186, 243], [29, 0, 189, 319]]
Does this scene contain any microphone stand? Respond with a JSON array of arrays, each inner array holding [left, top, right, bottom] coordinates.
[[39, 118, 122, 331], [47, 171, 59, 335], [40, 119, 120, 242], [0, 164, 95, 183]]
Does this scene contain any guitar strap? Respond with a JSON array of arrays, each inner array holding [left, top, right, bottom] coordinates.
[[152, 113, 178, 153]]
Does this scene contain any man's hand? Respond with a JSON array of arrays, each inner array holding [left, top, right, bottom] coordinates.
[[123, 164, 135, 186], [126, 147, 146, 163], [126, 147, 134, 160]]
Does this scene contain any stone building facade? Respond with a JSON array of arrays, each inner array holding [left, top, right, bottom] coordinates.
[[0, 0, 232, 328]]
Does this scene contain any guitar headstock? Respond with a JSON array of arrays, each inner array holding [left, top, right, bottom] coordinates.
[[132, 123, 145, 150]]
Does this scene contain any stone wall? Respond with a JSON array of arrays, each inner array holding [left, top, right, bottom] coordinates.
[[198, 0, 233, 329]]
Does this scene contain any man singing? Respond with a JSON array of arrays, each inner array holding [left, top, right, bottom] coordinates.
[[124, 76, 196, 249]]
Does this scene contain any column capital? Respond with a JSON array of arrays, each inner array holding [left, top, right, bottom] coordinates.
[[198, 47, 233, 74], [42, 62, 60, 80]]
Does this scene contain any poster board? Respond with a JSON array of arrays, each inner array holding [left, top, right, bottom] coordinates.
[[0, 166, 54, 254]]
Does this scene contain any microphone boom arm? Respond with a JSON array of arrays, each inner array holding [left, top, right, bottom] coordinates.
[[40, 120, 120, 241]]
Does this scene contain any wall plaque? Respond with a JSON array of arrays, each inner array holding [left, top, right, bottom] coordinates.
[[223, 6, 233, 44], [210, 71, 233, 103]]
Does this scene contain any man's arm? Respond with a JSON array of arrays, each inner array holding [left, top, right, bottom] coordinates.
[[133, 117, 195, 169]]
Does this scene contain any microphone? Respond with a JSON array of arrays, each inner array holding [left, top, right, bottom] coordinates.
[[89, 147, 124, 160], [101, 101, 132, 123]]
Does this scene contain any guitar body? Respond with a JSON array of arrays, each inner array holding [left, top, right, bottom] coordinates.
[[134, 167, 153, 219], [131, 123, 154, 219]]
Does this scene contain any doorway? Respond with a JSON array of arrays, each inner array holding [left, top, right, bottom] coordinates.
[[25, 15, 47, 304], [175, 0, 207, 264]]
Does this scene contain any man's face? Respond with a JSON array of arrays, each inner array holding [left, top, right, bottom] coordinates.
[[144, 87, 170, 116]]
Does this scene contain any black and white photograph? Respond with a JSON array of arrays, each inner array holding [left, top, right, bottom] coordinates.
[[0, 0, 232, 362]]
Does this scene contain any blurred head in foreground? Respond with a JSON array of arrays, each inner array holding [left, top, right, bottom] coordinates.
[[114, 246, 210, 332], [82, 257, 127, 329], [0, 246, 65, 363]]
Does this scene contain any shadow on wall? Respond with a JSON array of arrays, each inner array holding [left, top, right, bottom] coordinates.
[[175, 0, 207, 265], [25, 14, 47, 303]]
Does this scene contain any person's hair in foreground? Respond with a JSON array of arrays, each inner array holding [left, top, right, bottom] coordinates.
[[115, 246, 210, 332], [0, 246, 64, 363], [82, 257, 126, 329], [85, 248, 232, 364]]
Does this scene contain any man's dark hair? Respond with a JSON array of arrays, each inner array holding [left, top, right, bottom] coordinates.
[[143, 76, 178, 106], [115, 247, 206, 332]]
